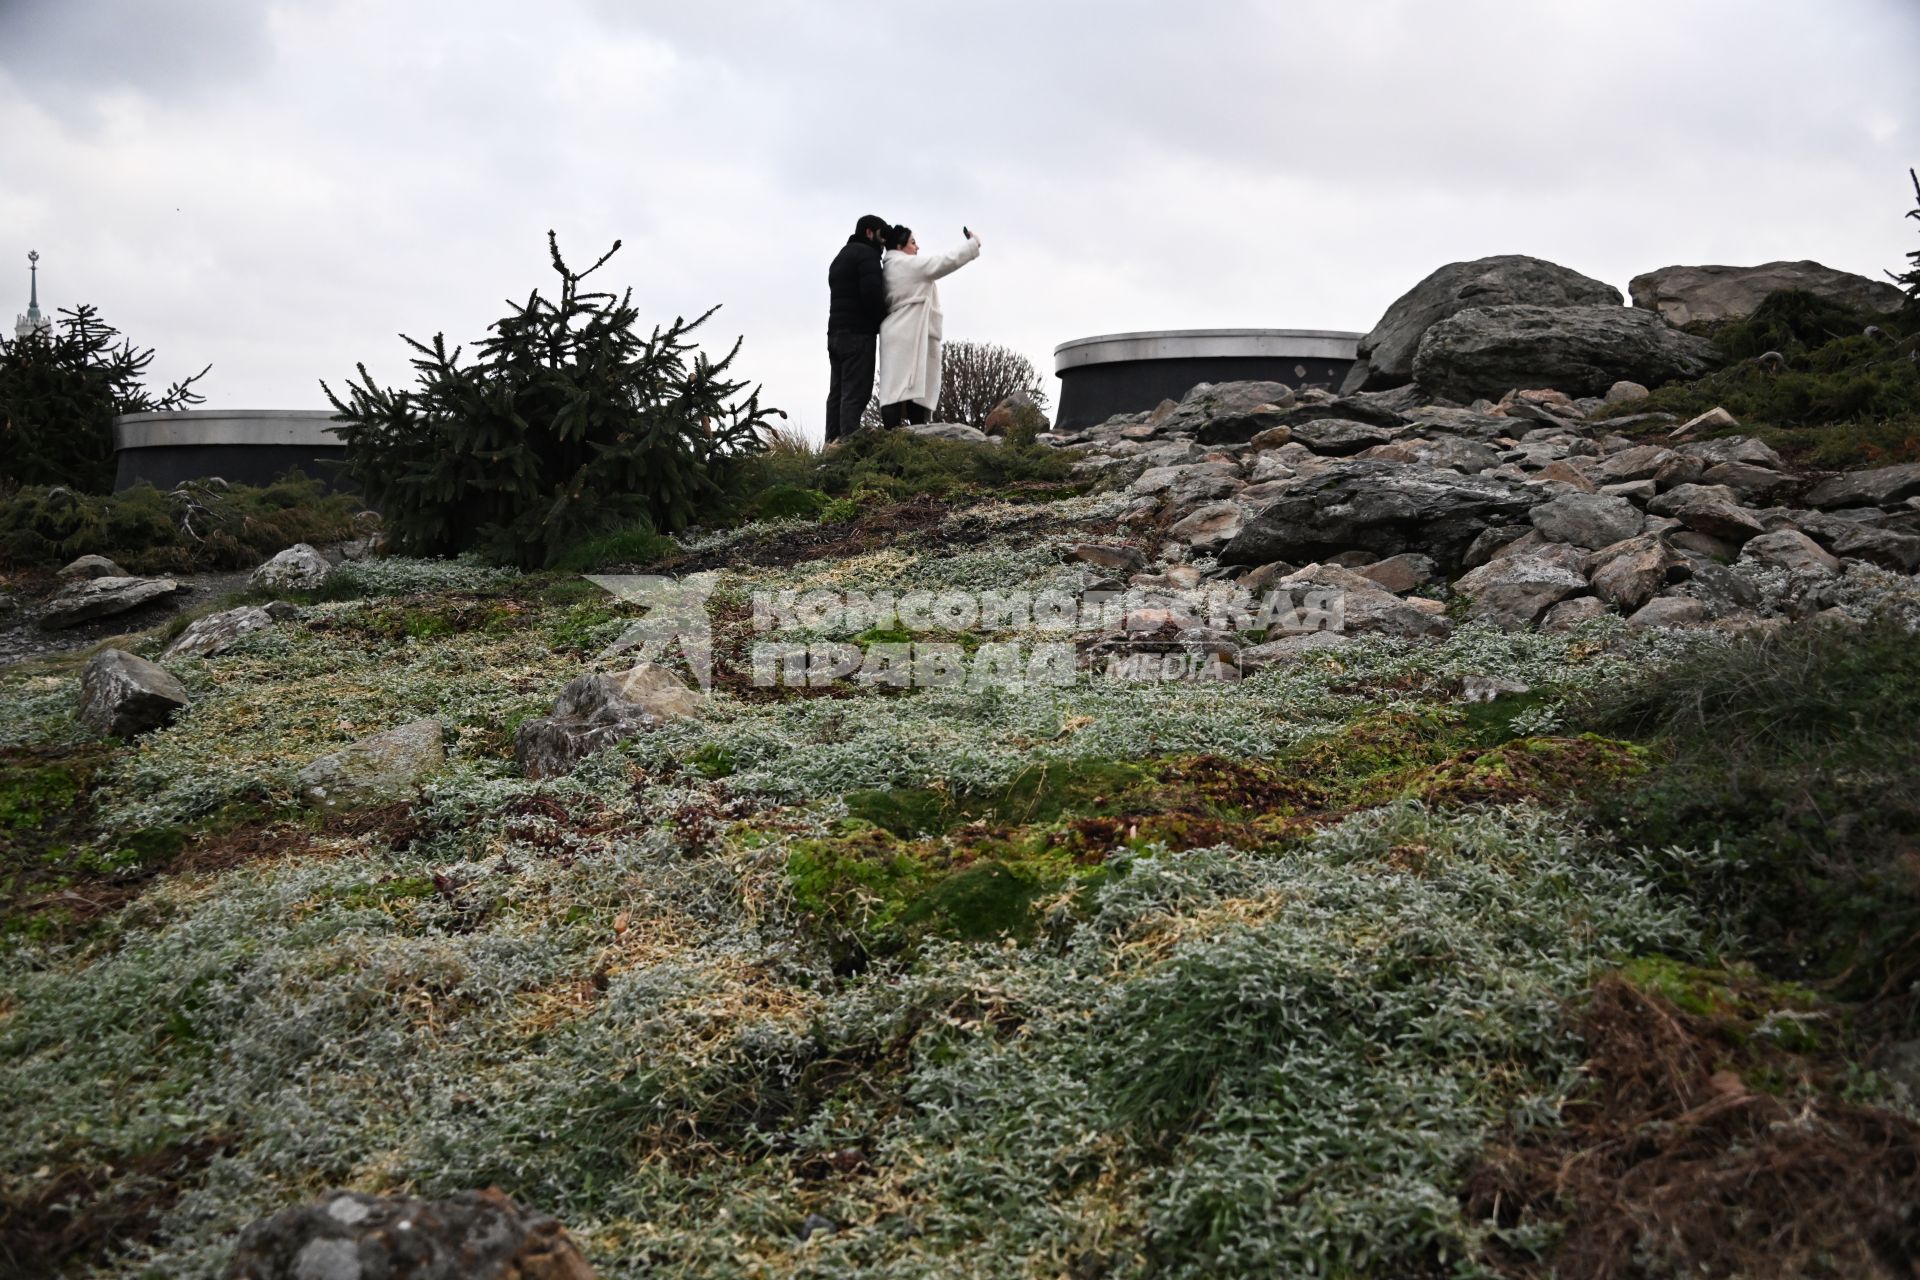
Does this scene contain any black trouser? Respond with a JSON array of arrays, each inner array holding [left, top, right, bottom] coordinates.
[[825, 332, 876, 442], [880, 400, 931, 428]]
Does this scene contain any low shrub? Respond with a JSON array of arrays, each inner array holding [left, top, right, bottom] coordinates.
[[1580, 618, 1920, 1005], [0, 474, 369, 573]]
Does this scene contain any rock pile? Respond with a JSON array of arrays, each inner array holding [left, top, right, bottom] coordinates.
[[1037, 374, 1919, 641]]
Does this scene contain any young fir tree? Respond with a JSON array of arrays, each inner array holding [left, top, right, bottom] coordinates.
[[1896, 167, 1920, 311], [324, 234, 778, 567], [0, 305, 208, 493]]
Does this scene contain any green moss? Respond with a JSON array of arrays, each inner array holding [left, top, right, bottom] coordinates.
[[747, 485, 832, 521], [0, 762, 84, 830], [688, 743, 737, 779], [545, 521, 679, 572]]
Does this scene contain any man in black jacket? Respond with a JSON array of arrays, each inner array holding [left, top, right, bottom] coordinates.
[[825, 214, 890, 442]]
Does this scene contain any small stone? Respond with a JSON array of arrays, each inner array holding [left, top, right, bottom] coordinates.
[[515, 663, 700, 779], [1455, 554, 1589, 629], [1604, 380, 1649, 405], [1669, 406, 1739, 438], [1529, 492, 1647, 549], [251, 544, 333, 592], [1168, 501, 1245, 552], [58, 553, 127, 579], [1627, 595, 1708, 628], [1355, 553, 1438, 594], [1739, 528, 1840, 574], [78, 649, 190, 738], [1460, 674, 1530, 703], [297, 720, 446, 811], [1067, 543, 1144, 573], [1540, 596, 1608, 631]]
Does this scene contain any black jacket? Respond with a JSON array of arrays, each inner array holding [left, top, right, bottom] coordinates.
[[827, 235, 887, 335]]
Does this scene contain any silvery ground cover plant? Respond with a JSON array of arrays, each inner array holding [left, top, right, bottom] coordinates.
[[8, 231, 1920, 1277]]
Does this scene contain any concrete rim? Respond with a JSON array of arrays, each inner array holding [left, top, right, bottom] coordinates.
[[113, 410, 347, 451], [1055, 328, 1362, 374]]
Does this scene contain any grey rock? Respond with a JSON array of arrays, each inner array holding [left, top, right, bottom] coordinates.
[[251, 543, 333, 592], [1651, 452, 1707, 490], [77, 649, 189, 737], [1585, 533, 1686, 610], [1168, 500, 1244, 552], [1238, 630, 1350, 670], [1529, 493, 1646, 549], [164, 605, 277, 659], [1156, 381, 1298, 444], [1629, 260, 1906, 328], [1355, 552, 1439, 594], [1067, 543, 1145, 573], [1461, 674, 1531, 703], [515, 663, 700, 779], [1221, 459, 1538, 572], [1592, 444, 1680, 486], [1289, 418, 1396, 456], [1344, 254, 1622, 392], [1605, 380, 1649, 404], [1540, 595, 1609, 631], [1740, 529, 1840, 574], [37, 575, 183, 631], [1412, 304, 1720, 402], [1455, 554, 1589, 629], [1627, 595, 1709, 628], [1778, 510, 1920, 572], [1665, 529, 1741, 561], [1277, 564, 1453, 638], [297, 719, 446, 811], [58, 553, 127, 579], [1699, 460, 1793, 498], [1599, 479, 1658, 503], [904, 422, 990, 443], [226, 1187, 597, 1280], [1679, 435, 1785, 469], [1803, 463, 1920, 511], [1650, 484, 1764, 543]]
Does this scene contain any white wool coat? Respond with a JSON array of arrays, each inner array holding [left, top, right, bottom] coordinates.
[[876, 236, 982, 410]]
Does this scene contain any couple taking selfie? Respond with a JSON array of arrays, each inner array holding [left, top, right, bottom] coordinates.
[[824, 214, 982, 442]]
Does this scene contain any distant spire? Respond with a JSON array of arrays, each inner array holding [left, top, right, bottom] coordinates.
[[15, 249, 49, 341]]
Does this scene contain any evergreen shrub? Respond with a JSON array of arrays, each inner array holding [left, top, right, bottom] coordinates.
[[324, 234, 780, 568]]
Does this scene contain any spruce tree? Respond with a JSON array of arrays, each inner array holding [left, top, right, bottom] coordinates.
[[0, 305, 208, 493], [323, 233, 779, 567]]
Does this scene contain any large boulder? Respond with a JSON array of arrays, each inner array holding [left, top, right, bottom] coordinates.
[[1220, 459, 1539, 571], [1343, 255, 1623, 393], [250, 543, 333, 592], [226, 1188, 597, 1280], [515, 662, 700, 779], [296, 719, 445, 811], [1412, 305, 1720, 402], [1629, 260, 1906, 329], [77, 649, 189, 737], [37, 576, 183, 631]]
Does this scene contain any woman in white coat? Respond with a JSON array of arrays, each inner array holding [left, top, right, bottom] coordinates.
[[875, 225, 982, 427]]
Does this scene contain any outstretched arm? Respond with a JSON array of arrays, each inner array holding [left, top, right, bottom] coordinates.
[[917, 232, 983, 282]]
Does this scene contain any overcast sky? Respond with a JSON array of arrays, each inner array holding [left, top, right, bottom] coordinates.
[[3, 0, 1916, 441]]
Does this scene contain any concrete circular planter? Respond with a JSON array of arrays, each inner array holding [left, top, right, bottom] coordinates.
[[1053, 328, 1361, 430], [112, 410, 350, 492]]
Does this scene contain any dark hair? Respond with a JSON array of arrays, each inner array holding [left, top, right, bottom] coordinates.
[[883, 224, 912, 251], [854, 214, 889, 238]]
